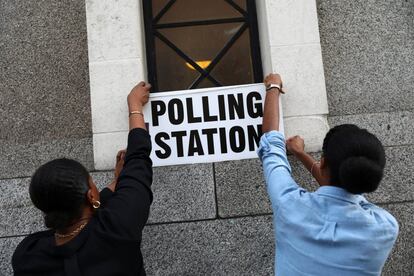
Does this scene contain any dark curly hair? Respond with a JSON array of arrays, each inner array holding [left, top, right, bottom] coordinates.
[[29, 158, 90, 230], [322, 124, 386, 194]]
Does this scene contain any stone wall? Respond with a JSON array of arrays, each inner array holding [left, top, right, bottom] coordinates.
[[317, 0, 414, 274], [0, 0, 413, 275]]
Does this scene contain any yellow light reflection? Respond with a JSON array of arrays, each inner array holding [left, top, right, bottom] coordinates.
[[186, 60, 211, 70]]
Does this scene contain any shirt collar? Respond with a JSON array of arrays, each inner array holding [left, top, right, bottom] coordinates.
[[315, 186, 366, 205]]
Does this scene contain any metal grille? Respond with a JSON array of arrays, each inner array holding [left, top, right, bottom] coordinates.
[[143, 0, 263, 92]]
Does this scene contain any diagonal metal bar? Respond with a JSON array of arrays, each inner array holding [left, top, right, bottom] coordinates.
[[190, 23, 248, 89], [154, 31, 209, 77], [156, 17, 246, 29], [224, 0, 247, 16], [155, 32, 222, 87], [154, 0, 176, 23], [188, 72, 222, 89]]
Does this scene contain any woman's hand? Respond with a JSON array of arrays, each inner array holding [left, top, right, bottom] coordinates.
[[264, 73, 283, 87], [262, 73, 284, 132], [114, 150, 126, 180], [107, 149, 126, 192], [127, 81, 151, 111], [286, 136, 305, 156]]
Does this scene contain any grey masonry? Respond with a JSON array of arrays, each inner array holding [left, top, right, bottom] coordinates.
[[0, 0, 413, 275]]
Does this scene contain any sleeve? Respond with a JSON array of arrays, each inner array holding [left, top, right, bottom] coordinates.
[[257, 131, 302, 211], [96, 128, 153, 240]]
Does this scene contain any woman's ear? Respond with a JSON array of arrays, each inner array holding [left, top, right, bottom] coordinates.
[[320, 157, 327, 170], [87, 176, 100, 205], [319, 157, 331, 181]]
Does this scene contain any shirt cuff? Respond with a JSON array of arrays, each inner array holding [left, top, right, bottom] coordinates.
[[257, 130, 291, 173], [258, 131, 286, 155]]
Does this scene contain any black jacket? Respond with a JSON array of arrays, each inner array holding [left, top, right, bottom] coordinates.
[[12, 128, 153, 276]]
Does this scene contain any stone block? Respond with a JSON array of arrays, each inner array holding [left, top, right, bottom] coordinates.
[[0, 138, 94, 179], [93, 131, 129, 170], [90, 171, 115, 190], [381, 202, 414, 275], [264, 0, 321, 46], [0, 164, 215, 236], [215, 143, 414, 217], [0, 207, 44, 237], [215, 155, 321, 218], [85, 0, 145, 62], [284, 116, 330, 153], [89, 58, 145, 134], [0, 236, 25, 276], [0, 0, 91, 144], [0, 178, 44, 236], [149, 163, 216, 223], [93, 164, 217, 224], [271, 44, 329, 118], [367, 145, 414, 204], [317, 0, 414, 115], [142, 215, 274, 276], [215, 159, 271, 217], [329, 111, 414, 147], [0, 0, 93, 179], [0, 178, 31, 210]]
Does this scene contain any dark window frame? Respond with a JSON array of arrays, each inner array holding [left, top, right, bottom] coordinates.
[[142, 0, 263, 92]]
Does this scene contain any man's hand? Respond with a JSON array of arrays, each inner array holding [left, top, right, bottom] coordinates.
[[127, 81, 151, 111], [286, 136, 305, 156]]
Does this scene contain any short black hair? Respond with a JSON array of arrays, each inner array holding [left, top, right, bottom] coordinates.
[[322, 124, 386, 194], [29, 158, 90, 230]]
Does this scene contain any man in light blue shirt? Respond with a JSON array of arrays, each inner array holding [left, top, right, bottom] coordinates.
[[258, 73, 398, 275]]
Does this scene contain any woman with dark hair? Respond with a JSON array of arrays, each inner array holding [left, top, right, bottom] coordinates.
[[12, 82, 152, 275], [259, 73, 398, 275]]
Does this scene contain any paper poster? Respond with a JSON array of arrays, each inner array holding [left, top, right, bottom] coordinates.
[[143, 83, 283, 167]]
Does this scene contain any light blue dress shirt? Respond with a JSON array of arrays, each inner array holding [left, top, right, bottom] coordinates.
[[258, 131, 399, 276]]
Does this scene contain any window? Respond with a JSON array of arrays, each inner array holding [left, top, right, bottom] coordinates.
[[143, 0, 263, 92]]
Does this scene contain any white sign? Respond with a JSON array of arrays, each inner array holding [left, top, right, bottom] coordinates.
[[143, 83, 283, 167]]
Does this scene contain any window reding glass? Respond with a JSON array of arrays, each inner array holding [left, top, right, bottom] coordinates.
[[143, 0, 263, 92]]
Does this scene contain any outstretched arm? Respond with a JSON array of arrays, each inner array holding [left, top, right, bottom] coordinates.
[[286, 136, 326, 186], [128, 81, 150, 130], [97, 82, 153, 239], [259, 74, 303, 210], [262, 73, 283, 132]]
